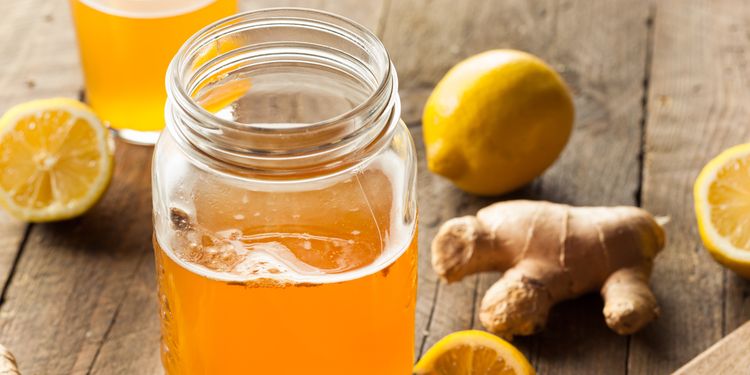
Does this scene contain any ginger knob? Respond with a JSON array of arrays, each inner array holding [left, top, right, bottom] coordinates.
[[431, 200, 665, 339]]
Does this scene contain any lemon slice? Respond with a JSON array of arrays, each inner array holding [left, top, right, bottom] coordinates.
[[0, 98, 114, 222], [414, 330, 535, 375], [694, 143, 750, 278]]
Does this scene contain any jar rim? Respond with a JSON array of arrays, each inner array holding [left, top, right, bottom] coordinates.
[[164, 7, 401, 176], [166, 7, 394, 135]]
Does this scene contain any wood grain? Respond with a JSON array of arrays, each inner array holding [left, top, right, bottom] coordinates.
[[88, 253, 162, 375], [673, 321, 750, 375], [634, 0, 750, 372], [242, 0, 388, 33], [0, 213, 25, 303], [0, 0, 82, 109], [0, 0, 83, 302], [381, 0, 650, 372]]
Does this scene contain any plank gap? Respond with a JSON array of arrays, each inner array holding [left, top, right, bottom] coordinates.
[[721, 270, 728, 337], [418, 279, 442, 358], [629, 7, 654, 371], [469, 274, 480, 328], [624, 335, 631, 375], [635, 4, 656, 207], [86, 250, 151, 375], [0, 224, 32, 308]]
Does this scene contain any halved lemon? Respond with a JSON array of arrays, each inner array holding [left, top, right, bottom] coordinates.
[[694, 143, 750, 278], [0, 98, 114, 222], [413, 330, 535, 375]]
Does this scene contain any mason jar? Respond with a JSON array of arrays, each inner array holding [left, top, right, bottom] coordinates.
[[152, 8, 418, 374]]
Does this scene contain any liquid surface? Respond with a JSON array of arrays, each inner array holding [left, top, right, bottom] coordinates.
[[79, 0, 217, 18], [70, 0, 236, 132]]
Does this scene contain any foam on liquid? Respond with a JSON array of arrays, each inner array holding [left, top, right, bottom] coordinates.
[[79, 0, 218, 18], [156, 151, 415, 285]]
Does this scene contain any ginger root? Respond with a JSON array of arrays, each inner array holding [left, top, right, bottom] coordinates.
[[431, 200, 665, 339], [0, 344, 19, 375]]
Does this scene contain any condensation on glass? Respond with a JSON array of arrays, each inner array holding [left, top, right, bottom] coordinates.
[[152, 9, 418, 374]]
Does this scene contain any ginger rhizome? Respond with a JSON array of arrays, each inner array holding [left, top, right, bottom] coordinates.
[[431, 200, 665, 339]]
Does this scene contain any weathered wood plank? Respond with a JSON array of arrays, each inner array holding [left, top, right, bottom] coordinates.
[[243, 0, 387, 31], [0, 142, 153, 374], [89, 253, 162, 375], [634, 0, 750, 372], [725, 275, 750, 334], [0, 214, 25, 302], [381, 1, 650, 373], [0, 0, 84, 304], [673, 321, 750, 375], [0, 1, 82, 107]]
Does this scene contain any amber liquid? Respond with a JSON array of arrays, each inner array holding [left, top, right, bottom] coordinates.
[[69, 0, 237, 132], [154, 236, 416, 374], [154, 164, 417, 373]]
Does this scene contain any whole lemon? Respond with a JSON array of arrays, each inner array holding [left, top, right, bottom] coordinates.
[[423, 49, 574, 196]]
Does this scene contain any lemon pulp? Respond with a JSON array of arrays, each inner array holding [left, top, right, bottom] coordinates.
[[694, 143, 750, 278], [0, 98, 114, 222]]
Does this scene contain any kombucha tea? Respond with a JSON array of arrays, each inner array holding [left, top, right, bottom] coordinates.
[[154, 165, 418, 374], [69, 0, 236, 134]]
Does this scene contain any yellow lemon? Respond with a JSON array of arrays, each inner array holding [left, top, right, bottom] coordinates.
[[694, 143, 750, 278], [423, 50, 574, 196], [414, 330, 535, 375], [0, 98, 114, 222]]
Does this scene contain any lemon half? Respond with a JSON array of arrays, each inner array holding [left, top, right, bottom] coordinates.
[[694, 143, 750, 278], [0, 98, 114, 222], [414, 330, 535, 375]]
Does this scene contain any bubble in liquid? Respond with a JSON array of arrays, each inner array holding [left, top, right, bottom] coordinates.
[[218, 228, 242, 241]]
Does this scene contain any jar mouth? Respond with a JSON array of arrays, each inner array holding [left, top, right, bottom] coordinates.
[[165, 8, 400, 175], [169, 8, 392, 132]]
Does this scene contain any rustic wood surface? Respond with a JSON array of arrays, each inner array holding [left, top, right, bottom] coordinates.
[[673, 321, 750, 375], [0, 0, 748, 374]]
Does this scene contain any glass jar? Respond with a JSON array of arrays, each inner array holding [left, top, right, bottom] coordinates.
[[152, 8, 418, 374]]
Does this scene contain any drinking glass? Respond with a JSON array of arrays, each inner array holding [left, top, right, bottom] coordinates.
[[69, 0, 237, 144]]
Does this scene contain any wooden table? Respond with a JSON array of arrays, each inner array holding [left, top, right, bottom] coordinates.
[[1, 1, 748, 374]]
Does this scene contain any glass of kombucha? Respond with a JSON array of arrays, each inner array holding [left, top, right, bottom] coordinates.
[[69, 0, 237, 145], [152, 9, 418, 374]]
